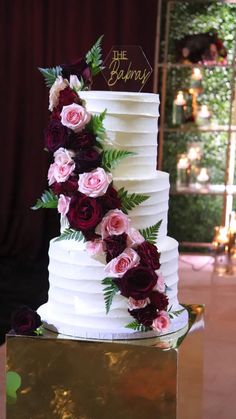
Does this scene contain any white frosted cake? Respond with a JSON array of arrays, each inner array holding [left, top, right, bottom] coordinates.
[[38, 89, 188, 340]]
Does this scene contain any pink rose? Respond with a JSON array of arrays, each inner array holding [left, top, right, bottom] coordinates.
[[47, 162, 75, 185], [69, 75, 82, 91], [104, 248, 140, 277], [96, 209, 130, 239], [153, 271, 165, 293], [128, 297, 150, 310], [54, 147, 75, 166], [86, 239, 104, 257], [57, 194, 71, 215], [60, 103, 91, 133], [78, 168, 112, 197], [152, 311, 170, 332], [127, 227, 145, 248]]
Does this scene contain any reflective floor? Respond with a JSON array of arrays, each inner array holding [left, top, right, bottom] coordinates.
[[1, 254, 236, 419]]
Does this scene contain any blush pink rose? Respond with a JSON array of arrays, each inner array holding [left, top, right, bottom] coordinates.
[[69, 75, 82, 91], [128, 297, 150, 310], [96, 209, 130, 239], [78, 168, 112, 197], [153, 271, 165, 293], [47, 162, 75, 185], [54, 147, 75, 166], [104, 248, 140, 277], [127, 227, 145, 248], [86, 239, 104, 256], [60, 103, 91, 133], [57, 194, 71, 215], [152, 311, 170, 333]]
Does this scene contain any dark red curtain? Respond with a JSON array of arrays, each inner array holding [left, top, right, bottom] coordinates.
[[0, 0, 158, 337]]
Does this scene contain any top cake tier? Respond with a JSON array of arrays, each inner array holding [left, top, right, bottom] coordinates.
[[79, 91, 160, 179]]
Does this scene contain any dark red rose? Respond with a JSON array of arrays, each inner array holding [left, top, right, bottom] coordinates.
[[50, 110, 61, 121], [50, 176, 78, 196], [136, 241, 161, 270], [11, 306, 42, 336], [61, 58, 92, 88], [114, 266, 158, 299], [74, 148, 101, 174], [57, 86, 82, 111], [44, 120, 70, 153], [99, 185, 122, 212], [150, 291, 169, 311], [129, 304, 157, 327], [104, 233, 127, 262], [66, 130, 96, 151], [67, 194, 103, 232]]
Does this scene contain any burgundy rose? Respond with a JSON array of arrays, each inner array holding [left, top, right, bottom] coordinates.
[[104, 233, 127, 262], [57, 86, 82, 111], [50, 176, 78, 197], [11, 306, 42, 336], [99, 185, 122, 212], [74, 148, 101, 174], [150, 291, 169, 311], [136, 241, 161, 270], [61, 58, 92, 88], [129, 304, 157, 327], [66, 130, 96, 151], [114, 266, 158, 300], [50, 110, 61, 121], [44, 120, 70, 153], [67, 194, 103, 232]]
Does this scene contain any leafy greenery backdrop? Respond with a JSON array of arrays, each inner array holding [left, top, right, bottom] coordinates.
[[161, 1, 236, 246]]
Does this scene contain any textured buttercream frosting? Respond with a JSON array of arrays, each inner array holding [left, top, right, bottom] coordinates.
[[39, 90, 188, 339]]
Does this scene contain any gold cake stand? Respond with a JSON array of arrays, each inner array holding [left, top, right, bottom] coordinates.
[[6, 304, 204, 419]]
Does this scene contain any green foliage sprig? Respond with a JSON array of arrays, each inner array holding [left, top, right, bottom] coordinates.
[[38, 66, 62, 88], [31, 189, 58, 210], [139, 220, 162, 244], [85, 35, 105, 76], [101, 277, 119, 314], [117, 187, 150, 214], [125, 320, 151, 332], [102, 149, 136, 171], [55, 228, 85, 242], [87, 110, 107, 145]]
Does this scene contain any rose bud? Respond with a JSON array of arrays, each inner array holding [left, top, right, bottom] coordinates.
[[11, 306, 42, 336]]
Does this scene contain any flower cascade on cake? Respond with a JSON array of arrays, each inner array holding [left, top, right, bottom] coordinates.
[[33, 37, 182, 334]]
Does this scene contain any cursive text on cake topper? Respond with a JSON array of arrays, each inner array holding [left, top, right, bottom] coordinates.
[[102, 46, 152, 92]]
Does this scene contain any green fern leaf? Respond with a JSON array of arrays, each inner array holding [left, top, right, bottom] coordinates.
[[101, 277, 119, 314], [168, 308, 185, 319], [117, 187, 150, 214], [85, 35, 105, 76], [87, 110, 107, 143], [139, 220, 162, 244], [102, 149, 137, 172], [31, 189, 58, 210], [125, 320, 150, 332], [38, 66, 62, 88], [55, 228, 85, 242]]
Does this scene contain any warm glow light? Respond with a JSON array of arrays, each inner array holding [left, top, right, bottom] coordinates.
[[188, 145, 201, 161], [197, 168, 209, 183], [174, 91, 186, 106], [192, 67, 202, 80], [216, 226, 229, 244], [198, 105, 211, 118], [177, 155, 189, 169]]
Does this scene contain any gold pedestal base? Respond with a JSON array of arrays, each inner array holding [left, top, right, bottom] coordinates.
[[6, 305, 204, 419]]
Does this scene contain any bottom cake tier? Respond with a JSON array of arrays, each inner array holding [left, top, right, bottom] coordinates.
[[38, 236, 189, 340]]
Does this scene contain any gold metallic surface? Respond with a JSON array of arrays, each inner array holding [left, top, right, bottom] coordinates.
[[6, 304, 204, 419]]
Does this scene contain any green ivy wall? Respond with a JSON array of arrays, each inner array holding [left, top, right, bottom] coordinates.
[[161, 1, 236, 246]]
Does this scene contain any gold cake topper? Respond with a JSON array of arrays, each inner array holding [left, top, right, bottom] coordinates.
[[102, 46, 152, 91]]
